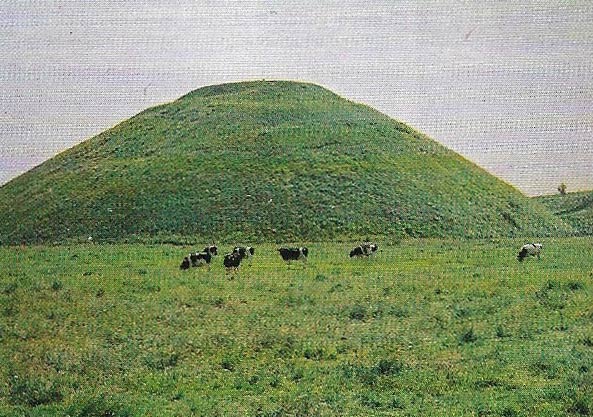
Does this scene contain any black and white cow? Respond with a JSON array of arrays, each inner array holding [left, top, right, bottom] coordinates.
[[190, 251, 212, 268], [180, 256, 191, 270], [278, 247, 308, 264], [204, 245, 218, 257], [223, 252, 242, 273], [233, 246, 255, 264], [350, 242, 379, 258], [517, 243, 543, 262]]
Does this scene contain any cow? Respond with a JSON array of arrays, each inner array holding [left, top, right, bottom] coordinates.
[[350, 242, 379, 258], [180, 256, 190, 270], [362, 242, 379, 256], [190, 251, 212, 268], [233, 246, 255, 264], [278, 247, 308, 265], [350, 245, 366, 258], [223, 252, 242, 273], [517, 243, 543, 262], [204, 245, 218, 257]]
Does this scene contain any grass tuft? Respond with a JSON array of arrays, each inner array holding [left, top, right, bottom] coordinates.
[[459, 327, 478, 344]]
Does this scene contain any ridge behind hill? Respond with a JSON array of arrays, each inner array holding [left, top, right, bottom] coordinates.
[[535, 191, 593, 236]]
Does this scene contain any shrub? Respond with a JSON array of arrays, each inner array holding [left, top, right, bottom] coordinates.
[[558, 183, 567, 195]]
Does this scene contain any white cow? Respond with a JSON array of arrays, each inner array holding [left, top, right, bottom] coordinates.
[[517, 243, 543, 262]]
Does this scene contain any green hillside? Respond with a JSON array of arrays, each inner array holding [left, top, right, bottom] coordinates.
[[535, 191, 593, 236], [0, 81, 570, 244]]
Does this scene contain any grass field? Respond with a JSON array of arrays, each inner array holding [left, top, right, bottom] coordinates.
[[1, 238, 592, 416]]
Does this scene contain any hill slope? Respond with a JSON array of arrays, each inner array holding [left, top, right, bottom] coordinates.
[[0, 81, 570, 244], [535, 191, 593, 236]]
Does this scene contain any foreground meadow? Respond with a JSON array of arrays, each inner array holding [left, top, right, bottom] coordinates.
[[1, 238, 592, 416]]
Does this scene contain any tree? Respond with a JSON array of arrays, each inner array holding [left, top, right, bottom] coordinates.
[[558, 182, 567, 195]]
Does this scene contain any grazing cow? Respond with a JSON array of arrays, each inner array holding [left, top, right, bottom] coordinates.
[[350, 242, 379, 258], [190, 251, 212, 268], [180, 256, 190, 270], [362, 242, 378, 256], [349, 245, 366, 258], [233, 246, 255, 263], [278, 247, 308, 264], [223, 252, 242, 273], [204, 245, 218, 257], [517, 243, 543, 262]]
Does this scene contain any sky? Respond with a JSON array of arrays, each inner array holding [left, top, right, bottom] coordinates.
[[1, 0, 592, 196]]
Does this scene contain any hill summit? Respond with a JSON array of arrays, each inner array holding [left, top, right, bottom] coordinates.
[[0, 81, 570, 244]]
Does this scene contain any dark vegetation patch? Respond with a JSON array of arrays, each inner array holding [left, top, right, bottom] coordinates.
[[144, 351, 180, 371], [342, 358, 404, 386], [9, 373, 63, 407], [535, 280, 585, 310], [569, 394, 592, 416], [459, 327, 478, 344], [347, 304, 367, 321], [66, 394, 133, 417], [2, 282, 17, 295]]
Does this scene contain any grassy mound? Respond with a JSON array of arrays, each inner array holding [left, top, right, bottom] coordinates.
[[0, 80, 570, 244], [535, 191, 593, 235]]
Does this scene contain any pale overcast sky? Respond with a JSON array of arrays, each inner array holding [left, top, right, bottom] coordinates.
[[1, 1, 592, 195]]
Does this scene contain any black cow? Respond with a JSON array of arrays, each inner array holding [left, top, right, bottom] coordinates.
[[223, 252, 242, 272], [278, 247, 308, 264], [233, 246, 255, 263], [204, 245, 218, 257], [180, 256, 190, 270], [363, 242, 378, 256], [190, 251, 212, 268], [350, 242, 379, 258], [349, 245, 365, 258]]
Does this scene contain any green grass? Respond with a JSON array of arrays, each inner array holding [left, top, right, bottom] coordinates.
[[0, 81, 571, 244], [1, 238, 592, 416], [536, 191, 593, 236]]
